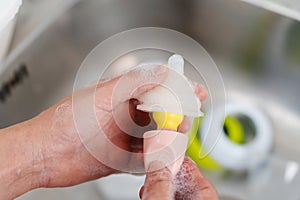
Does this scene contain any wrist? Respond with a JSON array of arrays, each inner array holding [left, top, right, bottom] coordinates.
[[0, 118, 46, 199]]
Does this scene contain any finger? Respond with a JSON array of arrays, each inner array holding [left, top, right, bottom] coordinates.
[[177, 116, 192, 133], [96, 65, 168, 107], [175, 157, 218, 200], [191, 82, 208, 101], [142, 161, 174, 200], [128, 65, 168, 99]]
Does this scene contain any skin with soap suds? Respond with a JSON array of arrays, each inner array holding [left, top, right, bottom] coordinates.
[[140, 158, 217, 200]]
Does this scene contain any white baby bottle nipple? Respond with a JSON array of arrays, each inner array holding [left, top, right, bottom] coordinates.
[[137, 54, 203, 117]]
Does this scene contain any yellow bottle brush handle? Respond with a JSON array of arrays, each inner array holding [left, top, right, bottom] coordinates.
[[152, 112, 184, 131]]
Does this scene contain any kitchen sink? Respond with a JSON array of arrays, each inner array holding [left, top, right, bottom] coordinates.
[[1, 0, 300, 199]]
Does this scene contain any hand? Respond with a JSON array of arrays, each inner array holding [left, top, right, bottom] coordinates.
[[35, 65, 171, 187], [0, 65, 208, 199], [39, 64, 207, 186], [140, 157, 218, 200]]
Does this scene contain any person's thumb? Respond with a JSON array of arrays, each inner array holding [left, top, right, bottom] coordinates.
[[141, 161, 174, 200]]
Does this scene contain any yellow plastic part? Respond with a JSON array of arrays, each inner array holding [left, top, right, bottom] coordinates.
[[187, 117, 222, 171], [224, 116, 244, 144], [152, 112, 184, 131], [187, 135, 223, 171], [187, 116, 245, 171]]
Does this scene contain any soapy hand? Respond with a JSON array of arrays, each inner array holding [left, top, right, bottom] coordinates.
[[35, 65, 170, 187], [0, 65, 210, 199], [35, 64, 208, 187], [140, 157, 218, 200]]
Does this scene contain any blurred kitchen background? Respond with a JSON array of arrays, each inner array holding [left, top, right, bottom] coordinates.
[[1, 0, 300, 199]]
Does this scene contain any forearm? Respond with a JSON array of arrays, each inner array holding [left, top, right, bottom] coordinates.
[[0, 118, 45, 200], [0, 101, 115, 199]]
